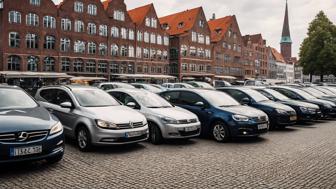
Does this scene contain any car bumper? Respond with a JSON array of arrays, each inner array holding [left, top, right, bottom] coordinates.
[[275, 114, 297, 126], [162, 122, 201, 139], [0, 132, 64, 164], [298, 110, 322, 121], [229, 121, 269, 137], [91, 125, 149, 145]]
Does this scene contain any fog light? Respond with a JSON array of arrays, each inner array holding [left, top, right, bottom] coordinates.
[[57, 140, 64, 146], [243, 131, 248, 135]]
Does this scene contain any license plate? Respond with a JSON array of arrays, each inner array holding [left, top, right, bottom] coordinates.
[[185, 126, 197, 132], [125, 131, 143, 138], [10, 146, 42, 157], [290, 116, 297, 121], [258, 123, 268, 130]]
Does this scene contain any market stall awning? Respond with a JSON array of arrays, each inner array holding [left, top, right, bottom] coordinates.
[[111, 74, 176, 79], [70, 77, 107, 81], [0, 71, 73, 79], [214, 75, 237, 80]]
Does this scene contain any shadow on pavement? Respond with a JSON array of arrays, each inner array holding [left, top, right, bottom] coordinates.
[[0, 160, 58, 177], [231, 136, 268, 144]]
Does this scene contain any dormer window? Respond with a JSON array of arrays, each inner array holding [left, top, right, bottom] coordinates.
[[30, 0, 40, 6], [199, 20, 205, 28], [162, 23, 169, 30], [178, 22, 184, 28], [215, 28, 222, 34]]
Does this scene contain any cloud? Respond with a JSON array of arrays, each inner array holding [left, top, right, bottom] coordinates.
[[53, 0, 336, 58]]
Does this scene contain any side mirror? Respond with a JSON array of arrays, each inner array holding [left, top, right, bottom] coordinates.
[[126, 102, 137, 109], [194, 101, 205, 108], [60, 102, 73, 109], [241, 98, 251, 105]]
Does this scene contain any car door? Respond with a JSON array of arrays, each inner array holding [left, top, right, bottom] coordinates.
[[109, 91, 141, 110], [224, 89, 252, 105]]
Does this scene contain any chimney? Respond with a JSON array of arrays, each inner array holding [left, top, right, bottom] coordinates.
[[211, 13, 216, 20]]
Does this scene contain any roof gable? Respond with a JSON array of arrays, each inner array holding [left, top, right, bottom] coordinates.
[[271, 48, 286, 63], [208, 16, 232, 42], [128, 3, 153, 25]]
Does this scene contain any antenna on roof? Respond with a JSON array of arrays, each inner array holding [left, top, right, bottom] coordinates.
[[211, 13, 216, 20]]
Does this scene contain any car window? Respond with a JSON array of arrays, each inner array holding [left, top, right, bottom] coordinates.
[[101, 84, 114, 91], [179, 92, 205, 106], [160, 91, 180, 104], [257, 90, 273, 100], [109, 92, 125, 103], [274, 88, 298, 99], [224, 89, 249, 103], [40, 89, 57, 104], [72, 89, 120, 107], [0, 88, 37, 110], [55, 89, 73, 105], [131, 91, 172, 108]]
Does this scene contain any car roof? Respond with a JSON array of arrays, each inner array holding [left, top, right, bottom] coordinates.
[[0, 84, 20, 89], [40, 85, 97, 90], [107, 88, 145, 94], [161, 88, 212, 93]]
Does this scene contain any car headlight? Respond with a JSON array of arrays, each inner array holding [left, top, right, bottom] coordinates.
[[50, 122, 63, 135], [299, 107, 309, 112], [232, 114, 249, 122], [161, 117, 179, 124], [276, 109, 287, 114], [96, 120, 118, 129], [324, 104, 333, 109]]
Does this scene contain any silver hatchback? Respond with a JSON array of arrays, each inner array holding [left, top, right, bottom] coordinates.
[[35, 85, 148, 151]]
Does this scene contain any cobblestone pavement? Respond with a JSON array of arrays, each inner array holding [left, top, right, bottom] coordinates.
[[1, 120, 336, 189]]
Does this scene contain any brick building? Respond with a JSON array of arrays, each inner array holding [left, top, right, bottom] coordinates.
[[208, 15, 244, 80], [159, 7, 213, 81]]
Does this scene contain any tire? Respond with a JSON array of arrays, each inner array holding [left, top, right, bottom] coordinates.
[[211, 121, 230, 142], [46, 153, 63, 164], [149, 123, 163, 145], [76, 126, 92, 152]]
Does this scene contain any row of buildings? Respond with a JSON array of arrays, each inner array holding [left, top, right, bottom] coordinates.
[[0, 0, 297, 82]]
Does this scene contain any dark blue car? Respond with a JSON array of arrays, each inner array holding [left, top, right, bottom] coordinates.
[[0, 85, 64, 164], [160, 89, 269, 142]]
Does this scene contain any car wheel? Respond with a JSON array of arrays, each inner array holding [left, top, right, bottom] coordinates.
[[46, 153, 63, 164], [212, 121, 230, 142], [149, 123, 163, 145], [76, 127, 92, 152]]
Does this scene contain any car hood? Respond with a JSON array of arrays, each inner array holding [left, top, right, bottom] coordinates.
[[85, 106, 146, 124], [281, 100, 319, 109], [148, 106, 198, 120], [257, 100, 294, 111], [219, 105, 266, 117], [0, 107, 55, 133]]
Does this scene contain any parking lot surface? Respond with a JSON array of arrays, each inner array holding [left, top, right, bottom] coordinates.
[[1, 120, 336, 189]]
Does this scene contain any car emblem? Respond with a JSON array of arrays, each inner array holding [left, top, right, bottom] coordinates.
[[129, 122, 134, 128], [17, 132, 29, 141]]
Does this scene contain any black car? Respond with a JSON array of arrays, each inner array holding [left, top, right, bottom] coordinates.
[[0, 85, 64, 164], [299, 87, 336, 104], [160, 89, 269, 142], [218, 87, 297, 128], [270, 86, 336, 117], [254, 88, 322, 121]]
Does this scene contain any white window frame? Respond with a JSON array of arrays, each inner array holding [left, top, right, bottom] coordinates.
[[8, 11, 21, 24], [74, 1, 84, 13]]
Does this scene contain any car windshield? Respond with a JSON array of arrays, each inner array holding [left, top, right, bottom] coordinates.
[[243, 89, 270, 102], [143, 85, 162, 93], [131, 91, 172, 108], [302, 87, 327, 98], [263, 89, 289, 100], [200, 90, 240, 107], [315, 87, 335, 96], [73, 89, 120, 107], [0, 88, 37, 110], [290, 88, 316, 100], [195, 82, 214, 89]]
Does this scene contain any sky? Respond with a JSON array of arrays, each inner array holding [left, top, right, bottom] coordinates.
[[52, 0, 336, 58]]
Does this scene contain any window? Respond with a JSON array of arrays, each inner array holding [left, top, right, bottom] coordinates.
[[87, 42, 96, 54], [111, 27, 119, 38], [87, 4, 97, 15], [228, 29, 232, 38], [74, 40, 85, 53], [121, 28, 127, 39], [26, 13, 39, 26], [9, 11, 21, 23], [74, 20, 84, 32], [61, 58, 70, 72], [30, 0, 40, 6], [74, 1, 84, 13], [197, 48, 205, 57], [26, 33, 38, 49], [137, 31, 143, 42], [86, 61, 96, 73], [136, 47, 142, 58], [111, 44, 118, 56], [99, 43, 107, 56], [190, 46, 196, 56], [128, 46, 134, 57], [157, 50, 162, 60], [144, 32, 149, 43], [190, 64, 196, 72], [164, 36, 169, 46], [43, 16, 56, 29], [163, 51, 168, 60], [0, 0, 3, 9], [120, 46, 127, 57], [205, 49, 211, 59], [9, 32, 20, 48], [44, 35, 55, 49], [198, 34, 204, 44], [150, 49, 156, 59], [27, 56, 39, 71], [60, 38, 71, 52], [180, 92, 204, 106], [98, 61, 107, 73], [199, 20, 205, 28], [145, 18, 150, 27], [157, 35, 162, 45], [44, 57, 55, 72], [143, 48, 149, 59], [113, 10, 125, 21], [181, 45, 189, 56], [128, 30, 134, 40], [206, 36, 210, 45], [61, 18, 71, 31], [151, 18, 157, 28], [73, 59, 84, 72], [182, 63, 188, 72], [191, 32, 197, 42], [87, 23, 96, 35], [99, 25, 108, 36], [110, 63, 119, 74], [7, 56, 21, 71], [150, 33, 156, 44]]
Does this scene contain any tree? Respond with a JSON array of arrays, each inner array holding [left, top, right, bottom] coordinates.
[[299, 11, 336, 82]]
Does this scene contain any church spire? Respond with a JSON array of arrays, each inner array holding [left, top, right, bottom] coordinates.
[[281, 0, 291, 43]]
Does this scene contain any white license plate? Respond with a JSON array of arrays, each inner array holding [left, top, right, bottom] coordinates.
[[125, 131, 143, 138], [185, 126, 197, 132], [258, 123, 268, 130], [290, 116, 297, 121], [10, 146, 42, 157]]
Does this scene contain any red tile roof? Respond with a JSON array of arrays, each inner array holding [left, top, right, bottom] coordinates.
[[243, 34, 264, 45], [102, 0, 112, 10], [271, 48, 285, 63], [128, 3, 153, 25], [208, 16, 232, 42], [159, 7, 202, 36]]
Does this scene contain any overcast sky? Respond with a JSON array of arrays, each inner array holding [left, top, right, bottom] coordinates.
[[52, 0, 336, 57]]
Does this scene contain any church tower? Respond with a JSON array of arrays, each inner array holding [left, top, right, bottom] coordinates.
[[280, 0, 292, 59]]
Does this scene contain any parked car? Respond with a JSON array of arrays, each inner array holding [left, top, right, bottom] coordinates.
[[160, 89, 269, 142], [213, 80, 232, 88], [254, 88, 321, 121], [313, 86, 336, 97], [0, 85, 64, 164], [108, 89, 201, 144], [150, 84, 167, 91], [162, 83, 194, 89], [94, 82, 135, 91], [218, 87, 297, 128], [299, 87, 336, 103], [187, 81, 215, 89], [35, 85, 148, 151], [270, 86, 336, 117], [131, 83, 163, 93]]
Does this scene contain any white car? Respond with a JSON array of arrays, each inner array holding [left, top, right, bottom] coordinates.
[[162, 83, 195, 89], [94, 82, 135, 91], [131, 83, 163, 93], [107, 88, 201, 144]]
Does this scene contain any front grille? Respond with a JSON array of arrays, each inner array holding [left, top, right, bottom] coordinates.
[[251, 116, 268, 123], [178, 129, 200, 137], [116, 122, 144, 129], [178, 118, 198, 124], [0, 130, 48, 143], [288, 111, 296, 116]]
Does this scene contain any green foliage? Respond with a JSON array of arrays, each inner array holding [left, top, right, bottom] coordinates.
[[299, 11, 336, 78]]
